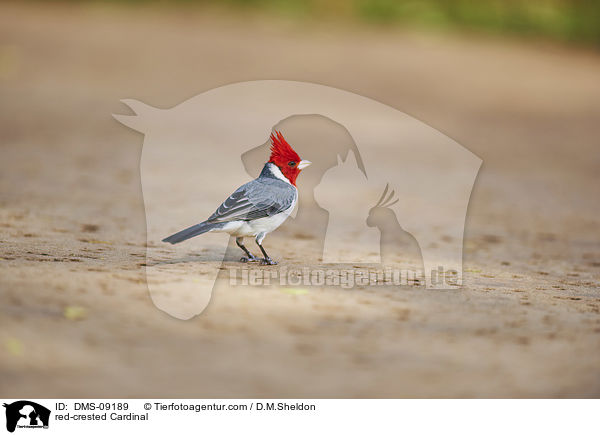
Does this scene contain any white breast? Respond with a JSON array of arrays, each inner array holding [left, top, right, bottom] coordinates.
[[219, 193, 297, 238]]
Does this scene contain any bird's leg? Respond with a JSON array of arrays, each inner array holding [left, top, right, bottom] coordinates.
[[255, 237, 277, 265], [236, 237, 258, 263]]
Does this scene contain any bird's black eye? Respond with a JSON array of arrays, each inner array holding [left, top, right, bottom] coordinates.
[[288, 161, 296, 167]]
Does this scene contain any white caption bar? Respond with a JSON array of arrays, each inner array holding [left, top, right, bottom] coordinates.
[[1, 399, 597, 435]]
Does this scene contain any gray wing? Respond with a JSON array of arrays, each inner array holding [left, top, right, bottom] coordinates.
[[207, 178, 296, 223]]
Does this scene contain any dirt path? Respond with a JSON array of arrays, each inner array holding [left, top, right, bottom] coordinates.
[[1, 2, 599, 397]]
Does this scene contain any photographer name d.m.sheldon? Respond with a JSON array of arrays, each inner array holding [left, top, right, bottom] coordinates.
[[255, 402, 316, 412]]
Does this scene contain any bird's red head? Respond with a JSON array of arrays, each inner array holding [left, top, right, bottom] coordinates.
[[268, 130, 310, 186]]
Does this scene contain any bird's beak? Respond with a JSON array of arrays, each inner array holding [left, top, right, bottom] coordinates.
[[298, 160, 312, 170]]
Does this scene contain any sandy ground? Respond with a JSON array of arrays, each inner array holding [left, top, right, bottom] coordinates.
[[1, 2, 599, 398]]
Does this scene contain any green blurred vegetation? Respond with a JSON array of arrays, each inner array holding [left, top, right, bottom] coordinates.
[[67, 0, 600, 46]]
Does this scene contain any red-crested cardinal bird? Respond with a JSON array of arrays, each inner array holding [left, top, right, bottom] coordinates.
[[162, 131, 311, 265]]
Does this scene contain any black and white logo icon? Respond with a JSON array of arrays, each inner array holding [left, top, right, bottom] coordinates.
[[3, 401, 50, 433]]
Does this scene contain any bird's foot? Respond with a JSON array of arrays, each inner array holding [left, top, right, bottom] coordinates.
[[260, 257, 278, 266], [240, 255, 259, 263]]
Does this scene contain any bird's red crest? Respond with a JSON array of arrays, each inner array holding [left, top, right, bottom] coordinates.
[[268, 131, 303, 186], [269, 131, 300, 164]]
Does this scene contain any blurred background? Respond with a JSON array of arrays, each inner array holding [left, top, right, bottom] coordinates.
[[1, 0, 599, 397], [26, 0, 600, 45]]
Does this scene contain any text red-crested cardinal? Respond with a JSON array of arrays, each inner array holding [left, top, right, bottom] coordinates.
[[162, 131, 311, 265]]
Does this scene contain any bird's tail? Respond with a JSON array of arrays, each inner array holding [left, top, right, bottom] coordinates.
[[162, 221, 221, 244]]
